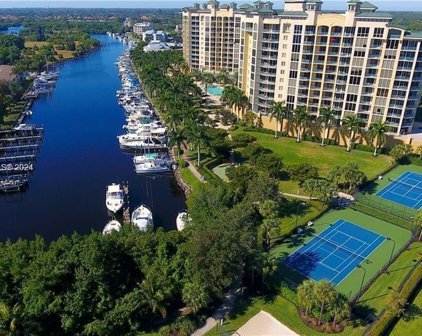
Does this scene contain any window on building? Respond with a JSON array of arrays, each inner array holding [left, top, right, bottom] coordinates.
[[374, 28, 384, 38], [357, 27, 370, 37]]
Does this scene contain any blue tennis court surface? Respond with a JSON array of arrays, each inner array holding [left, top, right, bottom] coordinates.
[[376, 171, 422, 210], [283, 220, 385, 285]]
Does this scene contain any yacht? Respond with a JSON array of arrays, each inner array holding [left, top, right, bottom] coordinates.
[[118, 135, 166, 149], [176, 211, 191, 231], [105, 183, 124, 213], [134, 153, 172, 173], [131, 205, 153, 231], [103, 220, 121, 235]]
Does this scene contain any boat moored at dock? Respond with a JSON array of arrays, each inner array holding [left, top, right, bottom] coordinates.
[[105, 183, 124, 213], [131, 204, 153, 231]]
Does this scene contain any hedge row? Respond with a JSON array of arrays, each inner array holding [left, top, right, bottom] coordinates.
[[366, 261, 422, 336]]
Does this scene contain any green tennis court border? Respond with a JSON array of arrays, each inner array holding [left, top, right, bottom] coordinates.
[[272, 208, 412, 299], [358, 164, 422, 218]]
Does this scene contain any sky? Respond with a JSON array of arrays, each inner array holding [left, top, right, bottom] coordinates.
[[0, 0, 421, 10]]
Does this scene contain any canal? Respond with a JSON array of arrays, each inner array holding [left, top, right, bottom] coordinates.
[[0, 35, 186, 241]]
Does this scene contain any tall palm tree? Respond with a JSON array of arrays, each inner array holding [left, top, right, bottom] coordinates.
[[313, 280, 336, 325], [238, 96, 251, 120], [268, 100, 287, 138], [187, 123, 209, 166], [261, 218, 279, 248], [368, 121, 390, 156], [317, 107, 337, 147], [140, 279, 168, 319], [342, 114, 363, 152], [293, 106, 309, 142], [166, 109, 183, 131], [261, 252, 278, 284], [201, 72, 214, 93], [330, 293, 350, 327], [297, 280, 316, 318], [168, 128, 186, 159]]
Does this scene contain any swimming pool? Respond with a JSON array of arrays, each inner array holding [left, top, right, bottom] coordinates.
[[207, 86, 223, 96]]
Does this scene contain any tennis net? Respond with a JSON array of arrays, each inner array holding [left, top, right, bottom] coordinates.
[[313, 234, 372, 262]]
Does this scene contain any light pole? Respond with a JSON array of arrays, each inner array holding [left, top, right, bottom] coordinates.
[[357, 264, 367, 302], [386, 237, 396, 264]]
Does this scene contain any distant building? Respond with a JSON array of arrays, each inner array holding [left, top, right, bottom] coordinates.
[[182, 0, 422, 135], [133, 22, 152, 35], [0, 65, 16, 82], [141, 30, 167, 42], [143, 41, 171, 52]]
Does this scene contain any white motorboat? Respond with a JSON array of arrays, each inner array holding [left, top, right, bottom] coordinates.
[[105, 183, 124, 213], [131, 205, 153, 231], [176, 211, 191, 231], [118, 135, 166, 149], [103, 220, 121, 235], [134, 155, 172, 173]]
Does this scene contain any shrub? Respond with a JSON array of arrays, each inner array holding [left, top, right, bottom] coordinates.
[[389, 144, 413, 163], [242, 143, 268, 166], [255, 153, 282, 178], [285, 163, 319, 186], [231, 133, 257, 148]]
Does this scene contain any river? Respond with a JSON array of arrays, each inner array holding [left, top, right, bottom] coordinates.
[[0, 35, 186, 241], [0, 26, 23, 35]]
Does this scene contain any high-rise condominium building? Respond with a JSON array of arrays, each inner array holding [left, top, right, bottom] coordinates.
[[182, 0, 422, 135]]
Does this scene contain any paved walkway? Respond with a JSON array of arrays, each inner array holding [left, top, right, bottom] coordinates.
[[192, 272, 243, 336], [281, 192, 318, 200], [182, 143, 205, 182]]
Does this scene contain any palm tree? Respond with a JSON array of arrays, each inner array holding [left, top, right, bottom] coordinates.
[[261, 252, 278, 284], [330, 293, 350, 327], [342, 115, 363, 152], [201, 72, 214, 93], [297, 280, 316, 318], [182, 279, 210, 315], [313, 280, 336, 325], [302, 178, 319, 200], [140, 279, 168, 319], [168, 128, 186, 160], [261, 218, 279, 248], [187, 123, 209, 166], [268, 100, 287, 138], [166, 109, 183, 131], [317, 107, 336, 147], [293, 106, 309, 142], [368, 121, 390, 157]]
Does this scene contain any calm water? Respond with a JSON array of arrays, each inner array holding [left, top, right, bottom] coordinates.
[[0, 35, 185, 241], [0, 26, 23, 35]]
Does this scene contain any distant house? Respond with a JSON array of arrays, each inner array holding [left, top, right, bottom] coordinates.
[[143, 41, 170, 53], [141, 29, 167, 42], [0, 65, 15, 82], [133, 22, 152, 36]]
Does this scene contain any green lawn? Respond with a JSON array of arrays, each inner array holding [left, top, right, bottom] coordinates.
[[272, 208, 412, 298], [389, 284, 422, 336], [277, 199, 325, 237], [179, 166, 203, 193], [205, 295, 364, 336], [231, 129, 394, 194], [356, 242, 421, 315]]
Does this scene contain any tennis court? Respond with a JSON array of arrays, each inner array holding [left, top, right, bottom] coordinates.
[[376, 171, 422, 210], [283, 219, 386, 285]]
